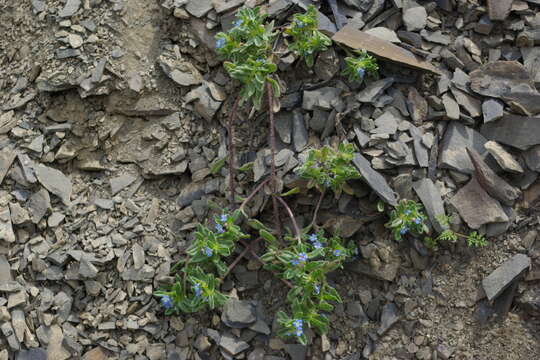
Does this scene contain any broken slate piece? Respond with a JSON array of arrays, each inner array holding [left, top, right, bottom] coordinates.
[[481, 114, 540, 151], [413, 179, 447, 233], [484, 141, 523, 174], [487, 0, 512, 21], [332, 25, 440, 74], [450, 177, 509, 229], [221, 299, 256, 328], [371, 108, 401, 136], [28, 188, 51, 224], [353, 153, 397, 206], [0, 148, 16, 186], [377, 303, 399, 335], [0, 208, 15, 243], [292, 111, 308, 152], [402, 7, 427, 32], [409, 126, 428, 167], [185, 0, 213, 18], [219, 334, 250, 356], [34, 164, 72, 205], [17, 153, 37, 183], [58, 0, 81, 17], [482, 99, 504, 123], [442, 93, 460, 120], [357, 78, 394, 103], [467, 148, 520, 206], [274, 112, 292, 144], [482, 254, 531, 301], [439, 122, 488, 174], [302, 87, 342, 111], [408, 87, 428, 124], [110, 174, 137, 195]]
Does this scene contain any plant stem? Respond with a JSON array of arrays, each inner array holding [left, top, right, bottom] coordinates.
[[309, 189, 326, 229], [220, 238, 261, 280], [228, 96, 241, 208], [266, 82, 283, 239], [239, 176, 272, 212], [276, 196, 302, 243]]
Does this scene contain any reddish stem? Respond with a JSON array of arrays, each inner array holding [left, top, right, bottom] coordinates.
[[228, 96, 241, 208], [309, 189, 326, 229], [276, 196, 302, 243], [239, 176, 272, 211], [220, 238, 261, 280], [266, 82, 283, 239]]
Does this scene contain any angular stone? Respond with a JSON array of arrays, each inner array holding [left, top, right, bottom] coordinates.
[[221, 299, 256, 328], [357, 78, 394, 103], [58, 0, 80, 17], [28, 188, 51, 224], [16, 348, 47, 360], [0, 208, 15, 243], [0, 148, 16, 186], [408, 87, 428, 124], [17, 153, 37, 184], [185, 0, 213, 18], [1, 322, 19, 350], [9, 202, 29, 225], [0, 111, 17, 134], [353, 153, 397, 206], [302, 87, 342, 111], [82, 347, 109, 360], [450, 87, 481, 118], [274, 112, 292, 144], [0, 255, 11, 281], [292, 111, 308, 152], [220, 334, 250, 356], [132, 243, 145, 270], [442, 93, 460, 120], [482, 254, 530, 301], [413, 179, 447, 233], [470, 61, 540, 116], [283, 344, 307, 360], [488, 0, 512, 21], [332, 26, 440, 74], [450, 177, 509, 229], [11, 309, 25, 342], [481, 114, 540, 151], [34, 164, 72, 205], [110, 174, 136, 195], [403, 7, 427, 32], [371, 108, 401, 136], [467, 148, 520, 206], [439, 122, 488, 174], [482, 99, 504, 123], [365, 27, 401, 43], [409, 126, 428, 168], [378, 303, 399, 335]]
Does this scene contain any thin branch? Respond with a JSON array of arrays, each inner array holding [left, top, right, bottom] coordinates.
[[276, 196, 302, 243], [266, 82, 283, 239], [309, 189, 326, 230], [227, 96, 241, 208], [239, 176, 272, 211], [220, 238, 261, 280]]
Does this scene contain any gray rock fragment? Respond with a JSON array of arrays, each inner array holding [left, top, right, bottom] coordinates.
[[439, 122, 488, 174], [378, 303, 399, 335], [413, 179, 447, 233], [110, 174, 137, 195], [481, 114, 540, 151], [0, 148, 16, 186], [34, 164, 72, 205], [353, 153, 397, 206], [58, 0, 80, 17], [221, 299, 256, 328], [524, 145, 540, 172], [302, 87, 342, 111], [274, 112, 292, 144], [0, 208, 15, 243], [292, 111, 308, 152], [482, 254, 530, 301], [283, 344, 307, 360], [482, 99, 504, 123], [442, 93, 460, 120], [185, 0, 213, 18], [403, 7, 427, 32], [357, 78, 394, 103]]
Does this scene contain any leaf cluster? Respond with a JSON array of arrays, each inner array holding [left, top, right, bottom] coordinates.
[[295, 143, 361, 198], [343, 50, 379, 82], [385, 199, 428, 241], [423, 215, 487, 249]]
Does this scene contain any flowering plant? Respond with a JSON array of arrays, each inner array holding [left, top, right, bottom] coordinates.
[[285, 5, 332, 67], [424, 215, 487, 249], [385, 199, 428, 241], [343, 50, 379, 82]]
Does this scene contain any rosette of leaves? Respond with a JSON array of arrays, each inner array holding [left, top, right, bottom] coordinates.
[[385, 199, 428, 241], [285, 5, 332, 67], [261, 231, 352, 344], [343, 50, 379, 82], [215, 7, 280, 109], [295, 143, 361, 198], [154, 211, 248, 314]]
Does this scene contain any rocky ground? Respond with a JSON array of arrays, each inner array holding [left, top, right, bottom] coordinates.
[[0, 0, 539, 359]]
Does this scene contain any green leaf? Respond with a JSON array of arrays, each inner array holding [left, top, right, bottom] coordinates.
[[281, 187, 300, 197], [210, 157, 226, 174], [260, 229, 278, 246]]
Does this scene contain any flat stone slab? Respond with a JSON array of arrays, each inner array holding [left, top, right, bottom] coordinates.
[[332, 25, 440, 75], [481, 114, 540, 151], [439, 122, 489, 174], [34, 164, 72, 205], [484, 141, 523, 174], [413, 178, 447, 233], [482, 254, 531, 301], [450, 177, 508, 229], [353, 153, 397, 206]]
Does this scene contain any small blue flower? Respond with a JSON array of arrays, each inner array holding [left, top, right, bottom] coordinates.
[[220, 214, 228, 223], [405, 210, 411, 215], [160, 295, 173, 309], [296, 329, 303, 337], [290, 259, 300, 266], [295, 19, 305, 28], [233, 19, 243, 27], [414, 218, 422, 224], [309, 234, 318, 242], [215, 223, 225, 234], [400, 227, 408, 235], [298, 252, 308, 262], [356, 67, 365, 78], [215, 38, 226, 49], [313, 241, 323, 249], [333, 249, 342, 257], [202, 246, 213, 257], [292, 319, 303, 337], [314, 285, 320, 295], [193, 283, 202, 297]]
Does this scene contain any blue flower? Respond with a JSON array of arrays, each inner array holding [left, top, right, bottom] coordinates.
[[202, 247, 213, 257], [309, 234, 318, 242], [314, 285, 320, 295], [313, 241, 323, 249], [193, 283, 202, 297], [298, 252, 308, 262], [295, 19, 305, 28], [160, 295, 173, 309], [414, 218, 422, 224], [215, 38, 226, 49], [290, 259, 300, 266], [333, 249, 342, 257], [400, 227, 408, 235], [233, 19, 243, 27], [292, 319, 303, 336], [215, 223, 225, 234], [356, 67, 365, 78], [220, 214, 228, 223]]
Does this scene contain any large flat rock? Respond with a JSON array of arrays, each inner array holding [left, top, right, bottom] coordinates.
[[481, 114, 540, 151], [482, 254, 530, 301], [439, 122, 489, 174], [413, 178, 447, 233], [353, 153, 397, 206]]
